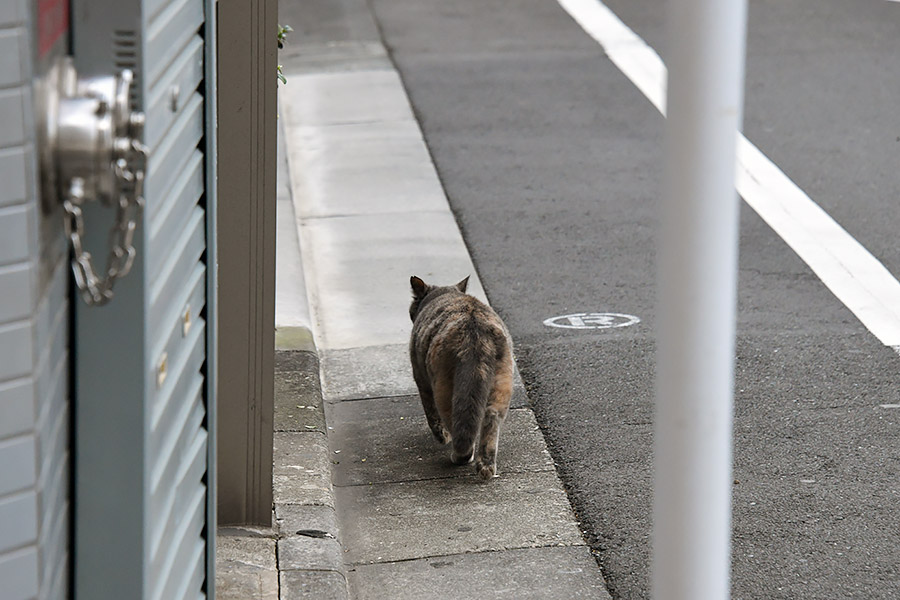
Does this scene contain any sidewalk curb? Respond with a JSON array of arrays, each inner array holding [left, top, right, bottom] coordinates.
[[272, 348, 350, 600], [211, 348, 353, 600]]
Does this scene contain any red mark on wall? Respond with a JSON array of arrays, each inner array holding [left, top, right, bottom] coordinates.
[[38, 0, 69, 58]]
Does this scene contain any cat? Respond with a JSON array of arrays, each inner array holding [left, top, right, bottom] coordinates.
[[408, 275, 514, 480]]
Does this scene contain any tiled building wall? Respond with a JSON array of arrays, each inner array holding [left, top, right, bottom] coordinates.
[[0, 0, 71, 598]]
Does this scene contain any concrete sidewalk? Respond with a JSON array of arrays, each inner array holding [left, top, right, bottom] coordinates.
[[216, 0, 612, 597]]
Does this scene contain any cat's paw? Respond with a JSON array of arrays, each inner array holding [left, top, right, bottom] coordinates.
[[431, 425, 451, 445], [476, 461, 497, 480]]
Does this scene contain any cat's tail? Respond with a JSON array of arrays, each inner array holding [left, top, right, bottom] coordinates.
[[449, 337, 498, 466]]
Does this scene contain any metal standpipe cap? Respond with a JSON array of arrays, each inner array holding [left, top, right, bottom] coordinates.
[[56, 94, 115, 203]]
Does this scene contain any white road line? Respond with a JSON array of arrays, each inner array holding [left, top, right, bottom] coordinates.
[[558, 0, 900, 348]]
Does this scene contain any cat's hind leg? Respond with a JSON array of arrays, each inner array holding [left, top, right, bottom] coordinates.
[[432, 371, 459, 452], [413, 375, 450, 445], [475, 361, 513, 480]]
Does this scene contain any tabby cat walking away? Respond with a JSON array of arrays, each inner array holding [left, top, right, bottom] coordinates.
[[408, 275, 514, 480]]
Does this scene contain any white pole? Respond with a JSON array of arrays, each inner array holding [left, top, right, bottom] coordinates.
[[654, 0, 748, 599]]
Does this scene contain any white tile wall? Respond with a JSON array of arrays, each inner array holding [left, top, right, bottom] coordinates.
[[0, 4, 70, 599], [0, 378, 34, 438], [0, 148, 28, 207], [0, 548, 38, 599], [0, 89, 25, 147], [0, 205, 30, 263], [0, 436, 36, 497], [0, 0, 24, 28], [0, 29, 22, 86]]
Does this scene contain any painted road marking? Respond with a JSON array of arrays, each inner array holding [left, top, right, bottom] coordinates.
[[558, 0, 900, 349], [544, 312, 641, 329]]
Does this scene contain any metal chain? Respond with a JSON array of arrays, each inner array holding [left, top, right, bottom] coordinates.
[[63, 140, 148, 306]]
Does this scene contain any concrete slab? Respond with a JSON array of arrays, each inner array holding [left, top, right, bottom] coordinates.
[[320, 344, 416, 401], [275, 132, 312, 334], [273, 432, 334, 507], [288, 120, 447, 219], [278, 535, 344, 572], [275, 351, 325, 432], [347, 546, 611, 600], [278, 0, 380, 50], [327, 397, 555, 485], [280, 69, 413, 127], [215, 533, 278, 600], [280, 41, 392, 74], [298, 211, 486, 350], [280, 570, 349, 600], [334, 471, 585, 564], [275, 504, 340, 539]]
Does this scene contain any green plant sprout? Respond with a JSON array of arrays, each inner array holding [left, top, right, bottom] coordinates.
[[277, 24, 292, 85]]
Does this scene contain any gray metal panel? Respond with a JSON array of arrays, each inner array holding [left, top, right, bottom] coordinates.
[[146, 148, 203, 282], [144, 1, 210, 598], [145, 35, 203, 150], [145, 93, 203, 195], [147, 150, 203, 262], [148, 208, 205, 328], [145, 0, 203, 88], [70, 0, 148, 592], [69, 0, 213, 596]]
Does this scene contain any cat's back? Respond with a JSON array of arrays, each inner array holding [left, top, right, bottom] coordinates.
[[412, 289, 510, 355]]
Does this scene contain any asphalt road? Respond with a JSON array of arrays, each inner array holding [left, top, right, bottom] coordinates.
[[369, 0, 900, 598]]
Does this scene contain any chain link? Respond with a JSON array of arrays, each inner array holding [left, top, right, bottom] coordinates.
[[63, 140, 148, 306]]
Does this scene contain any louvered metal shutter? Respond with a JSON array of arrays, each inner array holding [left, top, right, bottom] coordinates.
[[144, 0, 211, 597], [71, 0, 215, 598]]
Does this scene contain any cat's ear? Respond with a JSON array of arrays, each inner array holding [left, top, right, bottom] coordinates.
[[410, 276, 428, 298], [456, 276, 470, 293]]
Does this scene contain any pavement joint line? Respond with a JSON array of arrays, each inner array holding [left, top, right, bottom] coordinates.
[[299, 209, 453, 222], [330, 466, 559, 488], [289, 117, 414, 129], [324, 394, 414, 404], [278, 566, 347, 574], [344, 543, 589, 568], [330, 469, 563, 487]]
